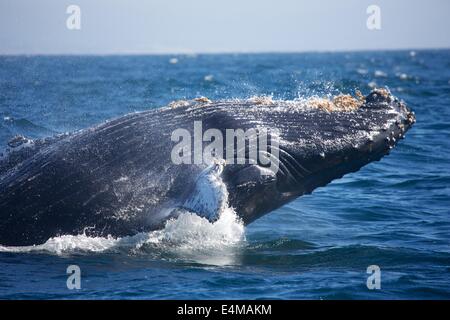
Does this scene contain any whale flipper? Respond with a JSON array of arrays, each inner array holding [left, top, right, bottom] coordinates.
[[181, 160, 228, 221]]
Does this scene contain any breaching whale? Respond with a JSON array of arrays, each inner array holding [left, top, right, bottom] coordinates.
[[0, 88, 415, 246]]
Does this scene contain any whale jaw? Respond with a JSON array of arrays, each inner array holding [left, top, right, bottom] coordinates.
[[224, 89, 415, 225]]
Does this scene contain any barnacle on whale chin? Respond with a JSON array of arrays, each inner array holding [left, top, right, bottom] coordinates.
[[168, 100, 190, 109], [167, 88, 388, 112], [247, 95, 275, 105], [371, 87, 390, 98], [194, 96, 212, 103], [168, 96, 212, 109], [308, 91, 365, 112]]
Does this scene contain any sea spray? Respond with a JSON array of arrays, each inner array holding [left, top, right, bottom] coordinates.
[[0, 206, 245, 261]]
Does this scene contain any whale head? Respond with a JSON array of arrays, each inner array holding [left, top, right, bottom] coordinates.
[[220, 88, 415, 224]]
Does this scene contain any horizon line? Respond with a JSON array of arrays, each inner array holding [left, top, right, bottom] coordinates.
[[1, 47, 450, 57]]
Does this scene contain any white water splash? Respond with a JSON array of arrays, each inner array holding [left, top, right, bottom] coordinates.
[[0, 156, 246, 265], [0, 206, 245, 264]]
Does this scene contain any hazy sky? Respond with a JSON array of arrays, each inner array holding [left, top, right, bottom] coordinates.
[[1, 0, 449, 54]]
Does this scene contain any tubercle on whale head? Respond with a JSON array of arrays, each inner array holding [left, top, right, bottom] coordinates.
[[222, 88, 415, 225], [363, 88, 416, 142], [167, 88, 413, 115]]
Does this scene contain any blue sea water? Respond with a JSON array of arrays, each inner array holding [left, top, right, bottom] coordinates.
[[0, 51, 449, 299]]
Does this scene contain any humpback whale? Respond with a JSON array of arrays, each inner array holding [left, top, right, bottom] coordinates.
[[0, 88, 415, 246]]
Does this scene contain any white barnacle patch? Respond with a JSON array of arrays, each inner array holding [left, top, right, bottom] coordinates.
[[307, 94, 363, 112], [372, 87, 390, 98], [169, 100, 190, 109], [247, 95, 275, 106], [239, 92, 365, 114], [194, 96, 212, 104]]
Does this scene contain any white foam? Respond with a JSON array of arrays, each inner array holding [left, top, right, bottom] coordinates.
[[0, 155, 246, 265], [139, 207, 245, 252], [374, 70, 387, 78], [0, 206, 245, 264]]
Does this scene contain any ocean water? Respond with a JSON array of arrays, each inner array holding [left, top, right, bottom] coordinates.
[[0, 51, 449, 299]]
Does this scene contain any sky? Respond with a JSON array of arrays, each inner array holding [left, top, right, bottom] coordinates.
[[1, 0, 449, 54]]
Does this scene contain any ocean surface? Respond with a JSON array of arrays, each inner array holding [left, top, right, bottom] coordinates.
[[0, 51, 449, 299]]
